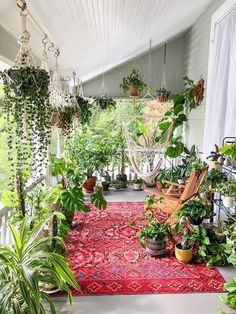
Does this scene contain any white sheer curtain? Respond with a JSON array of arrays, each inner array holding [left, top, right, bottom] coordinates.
[[203, 8, 236, 157]]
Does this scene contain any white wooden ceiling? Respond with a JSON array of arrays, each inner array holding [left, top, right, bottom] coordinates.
[[0, 0, 215, 81]]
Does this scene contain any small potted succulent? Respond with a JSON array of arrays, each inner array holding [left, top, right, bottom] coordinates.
[[156, 88, 171, 102], [120, 69, 146, 97], [133, 178, 144, 191], [215, 181, 236, 208], [139, 221, 171, 257], [177, 199, 212, 225], [175, 230, 193, 263]]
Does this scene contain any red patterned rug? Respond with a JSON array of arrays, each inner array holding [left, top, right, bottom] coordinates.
[[66, 201, 225, 295]]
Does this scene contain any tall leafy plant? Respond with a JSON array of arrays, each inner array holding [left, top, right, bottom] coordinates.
[[0, 218, 79, 313]]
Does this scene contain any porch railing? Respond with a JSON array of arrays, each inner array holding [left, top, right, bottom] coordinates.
[[0, 175, 45, 245]]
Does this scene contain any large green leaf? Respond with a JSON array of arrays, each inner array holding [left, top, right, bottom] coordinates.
[[61, 186, 89, 212], [91, 188, 107, 210]]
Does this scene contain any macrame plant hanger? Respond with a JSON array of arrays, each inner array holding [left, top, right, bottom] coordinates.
[[14, 6, 36, 69], [161, 42, 167, 90], [99, 71, 108, 97], [49, 47, 66, 108], [142, 39, 155, 100], [123, 114, 175, 182]]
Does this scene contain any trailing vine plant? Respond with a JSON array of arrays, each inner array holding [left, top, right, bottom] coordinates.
[[0, 66, 51, 211]]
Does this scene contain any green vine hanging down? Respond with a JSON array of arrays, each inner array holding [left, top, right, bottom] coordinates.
[[0, 67, 51, 193]]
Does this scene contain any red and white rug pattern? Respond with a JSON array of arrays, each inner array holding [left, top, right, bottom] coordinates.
[[66, 201, 225, 295]]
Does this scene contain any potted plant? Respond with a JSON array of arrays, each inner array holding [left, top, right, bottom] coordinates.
[[175, 230, 193, 263], [156, 88, 171, 102], [120, 69, 147, 97], [219, 143, 236, 168], [76, 95, 94, 126], [215, 181, 236, 207], [226, 222, 236, 267], [56, 105, 78, 137], [94, 94, 116, 110], [115, 128, 129, 188], [202, 169, 228, 191], [112, 180, 123, 190], [177, 199, 212, 225], [207, 147, 224, 171], [219, 277, 236, 313], [0, 218, 79, 312], [133, 178, 144, 190], [139, 221, 171, 257], [101, 181, 110, 191]]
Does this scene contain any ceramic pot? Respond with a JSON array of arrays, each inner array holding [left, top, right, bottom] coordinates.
[[116, 174, 128, 188], [222, 196, 234, 208], [133, 183, 142, 190], [209, 161, 221, 171], [102, 181, 110, 191], [187, 216, 203, 226], [175, 244, 193, 263], [84, 177, 97, 192], [146, 238, 166, 257], [128, 84, 139, 97]]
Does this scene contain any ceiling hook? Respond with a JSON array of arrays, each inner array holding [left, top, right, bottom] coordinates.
[[42, 34, 48, 45], [48, 42, 55, 52]]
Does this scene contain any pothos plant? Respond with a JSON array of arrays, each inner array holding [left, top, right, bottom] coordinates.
[[76, 95, 94, 126], [0, 67, 51, 201], [94, 94, 116, 110]]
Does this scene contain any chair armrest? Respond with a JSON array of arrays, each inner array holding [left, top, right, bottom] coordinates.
[[163, 180, 186, 188]]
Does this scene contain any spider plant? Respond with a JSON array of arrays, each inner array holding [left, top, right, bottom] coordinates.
[[0, 217, 79, 313]]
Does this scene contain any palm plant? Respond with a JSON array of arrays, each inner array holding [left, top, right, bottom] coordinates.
[[0, 218, 79, 313]]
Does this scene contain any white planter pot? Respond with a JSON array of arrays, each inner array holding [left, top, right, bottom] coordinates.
[[209, 161, 222, 171], [133, 183, 142, 190], [200, 192, 207, 201], [222, 196, 234, 207]]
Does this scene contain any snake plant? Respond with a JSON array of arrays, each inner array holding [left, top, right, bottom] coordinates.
[[0, 218, 79, 313]]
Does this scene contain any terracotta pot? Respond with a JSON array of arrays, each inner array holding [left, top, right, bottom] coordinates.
[[156, 180, 163, 190], [146, 238, 166, 257], [84, 177, 97, 192], [157, 94, 168, 102], [175, 244, 193, 263], [129, 84, 139, 97]]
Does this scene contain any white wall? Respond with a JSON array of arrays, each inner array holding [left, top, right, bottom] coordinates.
[[83, 35, 185, 97], [183, 0, 226, 152], [0, 25, 18, 65]]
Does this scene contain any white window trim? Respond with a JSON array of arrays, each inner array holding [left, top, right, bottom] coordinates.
[[210, 0, 236, 42]]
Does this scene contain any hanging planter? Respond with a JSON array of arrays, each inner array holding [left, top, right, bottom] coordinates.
[[120, 69, 146, 98], [56, 105, 78, 137], [94, 94, 116, 110], [0, 12, 51, 192], [157, 88, 171, 102]]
